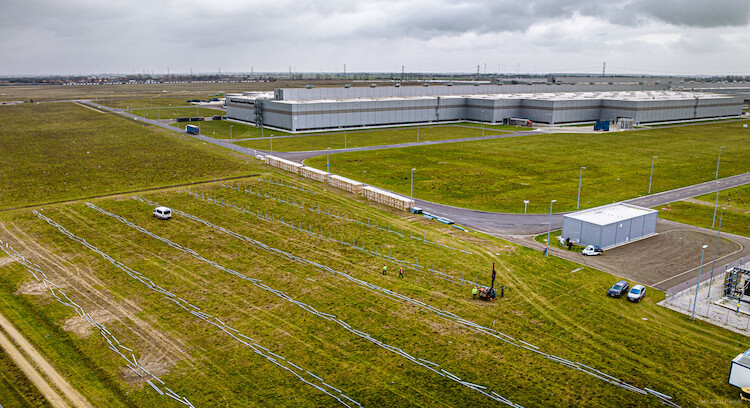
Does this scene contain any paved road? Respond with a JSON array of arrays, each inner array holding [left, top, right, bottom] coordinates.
[[84, 100, 750, 235], [412, 172, 750, 235]]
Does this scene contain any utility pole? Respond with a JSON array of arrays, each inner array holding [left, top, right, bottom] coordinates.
[[707, 207, 725, 298], [691, 245, 709, 320], [602, 61, 606, 77], [712, 146, 725, 228], [546, 200, 556, 257]]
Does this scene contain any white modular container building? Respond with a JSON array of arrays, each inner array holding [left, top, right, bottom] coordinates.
[[562, 203, 658, 250]]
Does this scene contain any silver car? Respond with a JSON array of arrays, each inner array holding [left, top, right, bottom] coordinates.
[[627, 284, 646, 302]]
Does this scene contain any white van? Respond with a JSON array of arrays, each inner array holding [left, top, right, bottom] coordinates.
[[153, 207, 172, 220]]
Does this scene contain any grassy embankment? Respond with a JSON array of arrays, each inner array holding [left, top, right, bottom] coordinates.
[[306, 119, 750, 213], [0, 102, 254, 210], [658, 184, 750, 238], [236, 125, 507, 152]]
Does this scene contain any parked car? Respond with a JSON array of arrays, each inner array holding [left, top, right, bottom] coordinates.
[[627, 284, 646, 302], [607, 280, 630, 298], [153, 206, 172, 220], [582, 245, 603, 256]]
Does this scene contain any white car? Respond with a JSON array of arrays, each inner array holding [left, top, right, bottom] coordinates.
[[582, 245, 603, 256], [153, 206, 172, 220], [627, 284, 646, 302]]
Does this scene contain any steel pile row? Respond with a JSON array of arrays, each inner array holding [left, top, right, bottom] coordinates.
[[217, 181, 472, 255], [254, 175, 317, 194], [120, 198, 522, 407], [34, 210, 358, 408], [134, 196, 679, 407], [175, 188, 475, 286], [0, 237, 195, 407]]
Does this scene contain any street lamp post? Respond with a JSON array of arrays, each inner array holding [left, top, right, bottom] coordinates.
[[270, 135, 273, 153], [524, 200, 529, 214], [417, 125, 420, 142], [577, 167, 586, 210], [648, 156, 657, 194], [691, 244, 709, 320], [546, 199, 557, 257], [707, 207, 725, 298], [344, 130, 347, 149], [410, 168, 416, 199], [712, 146, 725, 228], [230, 125, 233, 141], [326, 147, 331, 172]]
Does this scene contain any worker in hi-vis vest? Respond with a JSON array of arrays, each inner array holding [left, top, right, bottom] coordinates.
[[472, 286, 478, 299], [382, 265, 387, 275]]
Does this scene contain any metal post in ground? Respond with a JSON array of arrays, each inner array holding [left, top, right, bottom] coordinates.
[[707, 207, 725, 298], [545, 200, 556, 257], [712, 146, 725, 228], [691, 245, 709, 320]]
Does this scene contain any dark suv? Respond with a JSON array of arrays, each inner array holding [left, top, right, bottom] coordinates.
[[608, 280, 630, 298]]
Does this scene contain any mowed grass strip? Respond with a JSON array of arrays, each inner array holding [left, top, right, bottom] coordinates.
[[170, 120, 293, 139], [127, 106, 225, 120], [97, 97, 198, 109], [1, 168, 746, 406], [306, 120, 750, 213], [236, 125, 499, 152], [0, 102, 255, 209]]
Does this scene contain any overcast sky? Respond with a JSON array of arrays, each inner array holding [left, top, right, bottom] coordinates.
[[1, 0, 749, 76]]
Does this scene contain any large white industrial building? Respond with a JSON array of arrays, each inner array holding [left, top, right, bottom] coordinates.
[[225, 84, 744, 132]]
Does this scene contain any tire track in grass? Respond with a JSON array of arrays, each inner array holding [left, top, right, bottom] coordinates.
[[2, 221, 193, 369], [97, 200, 524, 407], [0, 240, 184, 407], [33, 210, 360, 408]]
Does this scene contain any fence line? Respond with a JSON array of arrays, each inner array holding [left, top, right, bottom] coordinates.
[[217, 181, 473, 255], [0, 238, 195, 407], [31, 211, 358, 408], [664, 257, 746, 299], [127, 197, 678, 407], [175, 187, 474, 286]]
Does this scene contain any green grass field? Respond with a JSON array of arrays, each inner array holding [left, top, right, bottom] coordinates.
[[0, 103, 254, 210], [97, 97, 197, 109], [306, 119, 750, 213], [237, 125, 503, 152], [169, 120, 293, 139], [0, 172, 746, 407], [657, 184, 750, 238], [127, 106, 225, 120]]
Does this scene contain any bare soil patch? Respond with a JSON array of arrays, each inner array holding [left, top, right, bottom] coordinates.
[[62, 309, 115, 338]]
